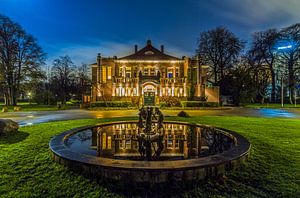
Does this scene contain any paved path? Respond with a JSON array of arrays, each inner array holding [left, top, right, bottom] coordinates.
[[0, 107, 298, 126]]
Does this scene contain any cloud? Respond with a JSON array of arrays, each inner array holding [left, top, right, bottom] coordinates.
[[202, 0, 300, 29], [44, 41, 133, 66], [44, 39, 191, 66]]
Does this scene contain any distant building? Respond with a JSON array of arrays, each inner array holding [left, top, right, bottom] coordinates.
[[90, 40, 219, 105]]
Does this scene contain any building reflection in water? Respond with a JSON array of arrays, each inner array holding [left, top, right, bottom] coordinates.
[[88, 123, 234, 160]]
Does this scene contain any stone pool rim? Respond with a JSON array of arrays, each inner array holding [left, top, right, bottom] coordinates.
[[49, 120, 251, 171]]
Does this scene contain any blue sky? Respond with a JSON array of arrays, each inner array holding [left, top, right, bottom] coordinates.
[[0, 0, 299, 65]]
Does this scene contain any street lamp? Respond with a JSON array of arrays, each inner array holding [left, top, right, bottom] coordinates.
[[28, 92, 32, 105], [276, 44, 293, 107]]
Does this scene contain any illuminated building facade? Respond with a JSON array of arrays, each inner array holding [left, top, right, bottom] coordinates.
[[91, 40, 219, 104]]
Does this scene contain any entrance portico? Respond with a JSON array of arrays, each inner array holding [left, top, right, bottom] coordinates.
[[142, 82, 158, 106]]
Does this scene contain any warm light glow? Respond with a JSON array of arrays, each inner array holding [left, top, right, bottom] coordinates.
[[102, 66, 107, 83], [102, 133, 106, 149], [115, 60, 184, 63], [107, 66, 111, 80]]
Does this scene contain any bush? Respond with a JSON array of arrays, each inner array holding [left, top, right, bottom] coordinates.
[[181, 101, 219, 108], [159, 97, 181, 107], [90, 101, 132, 108], [0, 119, 19, 136], [177, 111, 190, 117], [159, 102, 167, 108], [2, 106, 8, 112], [13, 106, 22, 111]]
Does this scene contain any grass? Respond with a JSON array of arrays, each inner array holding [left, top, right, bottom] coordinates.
[[244, 103, 300, 109], [0, 104, 73, 112], [0, 116, 299, 197]]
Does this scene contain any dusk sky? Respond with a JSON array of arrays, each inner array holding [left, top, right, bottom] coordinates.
[[1, 0, 300, 65]]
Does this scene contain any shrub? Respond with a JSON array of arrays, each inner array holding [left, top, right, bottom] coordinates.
[[159, 102, 167, 108], [177, 111, 190, 117], [181, 101, 219, 108], [90, 101, 132, 108], [159, 97, 181, 107]]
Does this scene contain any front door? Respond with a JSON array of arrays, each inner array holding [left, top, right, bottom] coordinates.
[[144, 91, 155, 106]]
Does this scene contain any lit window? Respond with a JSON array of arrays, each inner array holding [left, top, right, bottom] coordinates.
[[102, 66, 107, 83], [107, 136, 111, 149], [102, 133, 106, 149], [119, 68, 123, 77], [150, 68, 155, 76], [175, 68, 179, 77], [168, 68, 173, 78], [167, 134, 173, 149], [126, 67, 131, 78], [126, 140, 131, 149], [107, 67, 111, 80], [145, 51, 154, 55]]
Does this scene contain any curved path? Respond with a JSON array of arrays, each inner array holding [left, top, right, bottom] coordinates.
[[0, 107, 298, 126]]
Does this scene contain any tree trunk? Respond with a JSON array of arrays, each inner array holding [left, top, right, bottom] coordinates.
[[288, 60, 294, 104], [4, 92, 9, 106], [270, 69, 276, 103]]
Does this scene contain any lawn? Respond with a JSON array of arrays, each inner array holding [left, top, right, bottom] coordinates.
[[0, 104, 73, 112], [244, 103, 300, 109], [0, 116, 299, 197]]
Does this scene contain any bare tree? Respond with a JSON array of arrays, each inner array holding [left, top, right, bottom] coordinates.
[[76, 63, 91, 103], [277, 23, 300, 104], [50, 56, 76, 104], [247, 43, 272, 103], [250, 29, 279, 103], [0, 14, 45, 106], [196, 27, 245, 94]]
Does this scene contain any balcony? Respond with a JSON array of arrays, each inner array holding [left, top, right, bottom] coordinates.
[[160, 77, 186, 84], [113, 77, 138, 84]]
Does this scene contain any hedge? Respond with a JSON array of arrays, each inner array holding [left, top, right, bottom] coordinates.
[[90, 101, 132, 108], [180, 101, 219, 108]]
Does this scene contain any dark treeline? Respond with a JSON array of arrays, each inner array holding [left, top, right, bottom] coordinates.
[[0, 14, 90, 106], [197, 25, 300, 105]]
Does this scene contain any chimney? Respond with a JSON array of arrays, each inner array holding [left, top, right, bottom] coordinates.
[[161, 45, 164, 53], [147, 40, 151, 46], [134, 45, 138, 53]]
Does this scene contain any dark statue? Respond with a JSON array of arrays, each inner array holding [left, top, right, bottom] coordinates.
[[137, 106, 164, 160]]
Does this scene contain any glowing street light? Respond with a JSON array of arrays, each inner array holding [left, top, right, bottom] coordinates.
[[277, 45, 292, 50], [277, 44, 293, 107]]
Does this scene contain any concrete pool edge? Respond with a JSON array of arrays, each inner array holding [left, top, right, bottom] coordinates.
[[49, 121, 251, 183]]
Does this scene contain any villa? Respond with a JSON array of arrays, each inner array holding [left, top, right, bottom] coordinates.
[[90, 40, 219, 105]]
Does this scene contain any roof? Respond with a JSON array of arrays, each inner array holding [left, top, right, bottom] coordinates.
[[118, 40, 181, 61]]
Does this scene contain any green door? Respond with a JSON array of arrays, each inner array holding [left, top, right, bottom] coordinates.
[[144, 92, 155, 106]]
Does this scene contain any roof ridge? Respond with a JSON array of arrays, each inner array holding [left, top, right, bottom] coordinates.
[[119, 41, 180, 60]]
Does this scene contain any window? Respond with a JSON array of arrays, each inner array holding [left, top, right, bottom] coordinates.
[[126, 67, 131, 78], [107, 67, 111, 80], [168, 68, 173, 78], [102, 133, 106, 149], [150, 68, 155, 76], [144, 68, 149, 76], [145, 51, 154, 55], [107, 136, 111, 149], [126, 140, 131, 149], [119, 68, 123, 77], [175, 67, 179, 77], [167, 134, 173, 149], [102, 66, 107, 83]]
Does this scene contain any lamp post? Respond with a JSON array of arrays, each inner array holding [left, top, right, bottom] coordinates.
[[295, 88, 297, 107], [277, 44, 293, 107], [28, 92, 32, 105], [281, 75, 284, 107]]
